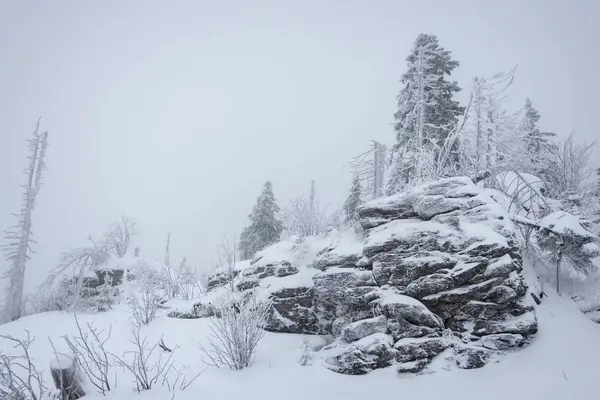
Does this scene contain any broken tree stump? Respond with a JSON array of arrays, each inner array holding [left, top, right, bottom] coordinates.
[[50, 354, 86, 400]]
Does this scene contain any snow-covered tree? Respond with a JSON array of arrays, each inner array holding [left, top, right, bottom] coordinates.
[[344, 174, 363, 223], [238, 226, 254, 260], [386, 33, 463, 194], [164, 232, 171, 267], [542, 133, 596, 214], [2, 120, 49, 322], [104, 216, 137, 258], [520, 98, 556, 176], [457, 68, 531, 185], [238, 181, 283, 259], [282, 181, 336, 237]]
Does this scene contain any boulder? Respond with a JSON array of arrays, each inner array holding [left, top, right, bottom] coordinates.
[[387, 318, 438, 341], [312, 248, 362, 271], [454, 347, 493, 369], [405, 274, 456, 299], [480, 333, 525, 350], [394, 337, 447, 363], [341, 316, 388, 342], [266, 286, 321, 334], [378, 292, 444, 329], [323, 333, 396, 375]]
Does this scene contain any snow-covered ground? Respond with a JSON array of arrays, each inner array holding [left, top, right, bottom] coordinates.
[[1, 290, 599, 400]]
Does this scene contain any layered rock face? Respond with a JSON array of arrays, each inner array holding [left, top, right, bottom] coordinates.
[[179, 177, 538, 374]]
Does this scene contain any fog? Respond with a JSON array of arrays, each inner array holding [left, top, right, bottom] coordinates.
[[0, 0, 597, 291]]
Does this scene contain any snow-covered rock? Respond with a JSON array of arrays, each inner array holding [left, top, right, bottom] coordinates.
[[341, 316, 387, 342], [174, 177, 538, 375]]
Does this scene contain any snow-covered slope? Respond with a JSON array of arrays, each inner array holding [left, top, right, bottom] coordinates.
[[0, 290, 598, 400]]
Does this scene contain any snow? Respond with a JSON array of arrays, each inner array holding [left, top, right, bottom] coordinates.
[[49, 353, 74, 370], [496, 171, 544, 195], [365, 218, 456, 248], [377, 290, 428, 308], [539, 211, 597, 239], [484, 254, 514, 276], [0, 285, 599, 400]]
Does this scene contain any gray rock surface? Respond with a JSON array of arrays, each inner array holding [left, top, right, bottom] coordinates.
[[172, 177, 538, 375]]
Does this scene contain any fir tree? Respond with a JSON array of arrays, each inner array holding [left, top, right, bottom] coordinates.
[[344, 175, 363, 223], [238, 181, 283, 259], [238, 226, 255, 260], [521, 98, 556, 173], [387, 33, 463, 194]]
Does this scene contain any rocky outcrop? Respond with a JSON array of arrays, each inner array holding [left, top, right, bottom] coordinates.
[[172, 177, 538, 375]]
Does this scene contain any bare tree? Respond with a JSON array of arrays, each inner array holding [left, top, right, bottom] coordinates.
[[215, 237, 237, 292], [164, 233, 171, 267], [61, 315, 112, 395], [127, 276, 162, 326], [104, 216, 137, 258], [0, 331, 47, 400], [281, 181, 337, 237], [199, 293, 270, 370], [2, 119, 49, 322]]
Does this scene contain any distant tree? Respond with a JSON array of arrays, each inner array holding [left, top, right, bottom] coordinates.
[[458, 68, 528, 183], [104, 216, 137, 258], [282, 181, 335, 237], [2, 119, 49, 322], [344, 175, 363, 223], [238, 181, 282, 259], [387, 33, 463, 194], [164, 232, 171, 267], [238, 226, 254, 260], [542, 132, 596, 214], [520, 98, 556, 176], [347, 141, 388, 199]]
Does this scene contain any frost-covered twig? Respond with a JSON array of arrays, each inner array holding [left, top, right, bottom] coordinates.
[[111, 323, 175, 392], [0, 331, 46, 400], [62, 314, 112, 395]]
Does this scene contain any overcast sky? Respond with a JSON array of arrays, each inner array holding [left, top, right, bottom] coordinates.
[[0, 0, 598, 290]]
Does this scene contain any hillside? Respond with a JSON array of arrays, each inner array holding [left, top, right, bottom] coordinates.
[[1, 177, 599, 399], [0, 290, 598, 400]]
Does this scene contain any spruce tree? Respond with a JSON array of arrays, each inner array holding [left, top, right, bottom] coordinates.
[[387, 33, 463, 194], [239, 181, 283, 259], [344, 175, 363, 223], [238, 226, 255, 260], [521, 98, 556, 170]]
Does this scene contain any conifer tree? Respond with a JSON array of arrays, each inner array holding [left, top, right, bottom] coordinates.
[[387, 33, 463, 194], [238, 226, 254, 260], [520, 98, 556, 174], [344, 175, 363, 223], [238, 181, 282, 259]]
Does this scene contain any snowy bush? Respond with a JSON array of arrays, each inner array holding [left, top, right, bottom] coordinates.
[[160, 258, 203, 300], [61, 315, 113, 395], [111, 323, 175, 393], [127, 278, 163, 326], [299, 337, 312, 366], [0, 332, 53, 400], [199, 292, 271, 370]]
